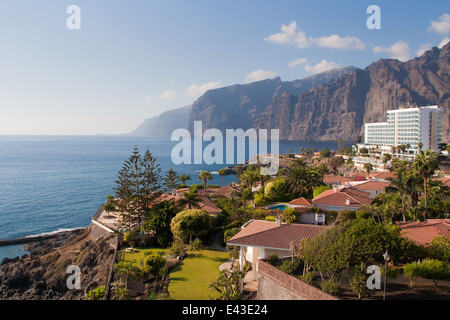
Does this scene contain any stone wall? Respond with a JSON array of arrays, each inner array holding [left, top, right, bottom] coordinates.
[[257, 259, 338, 300], [90, 219, 119, 248]]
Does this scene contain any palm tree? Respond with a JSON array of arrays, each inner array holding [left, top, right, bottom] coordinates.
[[114, 262, 143, 291], [387, 164, 422, 221], [413, 150, 440, 215], [176, 191, 202, 209], [198, 170, 213, 196], [382, 154, 392, 172], [363, 162, 373, 175], [417, 142, 423, 151], [218, 169, 227, 187], [179, 174, 192, 187]]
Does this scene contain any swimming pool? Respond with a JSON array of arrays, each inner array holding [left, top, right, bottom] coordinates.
[[267, 204, 288, 211]]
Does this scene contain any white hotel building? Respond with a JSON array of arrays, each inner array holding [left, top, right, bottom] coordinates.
[[357, 105, 441, 161]]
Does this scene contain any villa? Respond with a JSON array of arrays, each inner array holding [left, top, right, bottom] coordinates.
[[396, 219, 450, 246], [227, 217, 328, 281], [311, 185, 373, 211]]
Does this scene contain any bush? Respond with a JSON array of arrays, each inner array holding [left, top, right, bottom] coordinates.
[[403, 259, 450, 287], [299, 271, 316, 285], [279, 260, 300, 275], [320, 279, 342, 297], [349, 266, 373, 300], [86, 286, 105, 300], [266, 254, 279, 266], [265, 215, 276, 222]]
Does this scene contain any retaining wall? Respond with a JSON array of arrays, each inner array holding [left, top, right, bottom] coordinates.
[[257, 259, 338, 300]]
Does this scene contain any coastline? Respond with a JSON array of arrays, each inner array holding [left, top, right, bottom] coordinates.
[[0, 227, 115, 300]]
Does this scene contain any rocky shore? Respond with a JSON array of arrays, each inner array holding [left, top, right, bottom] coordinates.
[[0, 227, 115, 300]]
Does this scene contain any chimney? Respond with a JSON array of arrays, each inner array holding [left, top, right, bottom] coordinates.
[[171, 189, 176, 196], [275, 215, 282, 227], [346, 198, 350, 205], [333, 184, 339, 192]]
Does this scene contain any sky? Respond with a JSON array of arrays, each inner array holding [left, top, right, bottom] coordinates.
[[0, 0, 449, 135]]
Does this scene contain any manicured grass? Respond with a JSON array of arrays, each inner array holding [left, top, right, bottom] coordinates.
[[168, 249, 230, 300], [119, 247, 167, 268]]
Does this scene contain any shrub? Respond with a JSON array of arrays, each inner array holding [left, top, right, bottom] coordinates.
[[265, 215, 276, 222], [86, 286, 105, 300], [279, 260, 300, 275], [320, 279, 342, 297], [299, 271, 316, 285], [266, 254, 279, 266], [349, 266, 373, 300], [403, 259, 450, 287]]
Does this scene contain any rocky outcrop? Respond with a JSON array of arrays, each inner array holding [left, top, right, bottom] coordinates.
[[0, 228, 115, 300], [130, 105, 192, 137]]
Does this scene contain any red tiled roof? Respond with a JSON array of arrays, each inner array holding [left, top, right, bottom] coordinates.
[[197, 196, 222, 214], [312, 187, 373, 207], [323, 174, 353, 184], [396, 219, 450, 246], [288, 197, 313, 206], [352, 180, 389, 190], [227, 220, 328, 249], [373, 172, 397, 180]]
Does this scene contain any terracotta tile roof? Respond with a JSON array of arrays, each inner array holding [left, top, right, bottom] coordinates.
[[288, 197, 313, 206], [312, 187, 373, 207], [396, 219, 450, 246], [154, 193, 221, 214], [352, 180, 390, 190], [373, 172, 397, 180], [217, 185, 240, 196], [227, 220, 328, 249], [197, 196, 222, 214], [323, 174, 353, 184]]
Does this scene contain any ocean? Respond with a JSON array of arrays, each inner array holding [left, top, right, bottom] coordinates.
[[0, 135, 339, 261]]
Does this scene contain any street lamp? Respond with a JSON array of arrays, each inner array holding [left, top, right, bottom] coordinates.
[[383, 249, 391, 300]]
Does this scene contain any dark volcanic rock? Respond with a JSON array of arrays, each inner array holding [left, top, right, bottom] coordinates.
[[0, 227, 115, 300]]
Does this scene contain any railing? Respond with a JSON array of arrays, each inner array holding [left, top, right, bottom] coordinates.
[[92, 203, 105, 221]]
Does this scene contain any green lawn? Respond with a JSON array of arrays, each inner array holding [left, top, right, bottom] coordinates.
[[168, 249, 230, 300], [119, 247, 167, 268]]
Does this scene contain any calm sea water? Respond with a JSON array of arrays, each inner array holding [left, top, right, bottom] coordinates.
[[0, 135, 338, 260]]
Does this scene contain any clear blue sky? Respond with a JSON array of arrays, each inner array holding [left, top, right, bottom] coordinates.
[[0, 0, 448, 135]]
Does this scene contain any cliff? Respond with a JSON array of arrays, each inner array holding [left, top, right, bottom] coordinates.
[[188, 43, 450, 142], [130, 104, 192, 137]]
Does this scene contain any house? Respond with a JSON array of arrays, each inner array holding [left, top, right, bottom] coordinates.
[[227, 217, 328, 280], [349, 180, 390, 198], [288, 197, 313, 208], [154, 191, 222, 215], [396, 219, 450, 246], [311, 185, 373, 211]]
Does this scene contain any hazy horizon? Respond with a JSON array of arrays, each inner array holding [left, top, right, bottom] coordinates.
[[0, 1, 448, 135]]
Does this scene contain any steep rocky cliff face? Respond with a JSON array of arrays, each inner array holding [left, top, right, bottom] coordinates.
[[188, 43, 450, 142], [187, 67, 358, 134]]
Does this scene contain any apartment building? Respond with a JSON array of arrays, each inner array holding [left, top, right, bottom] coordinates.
[[360, 105, 441, 159]]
